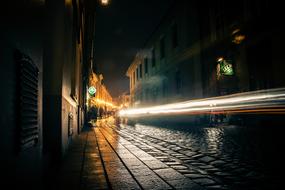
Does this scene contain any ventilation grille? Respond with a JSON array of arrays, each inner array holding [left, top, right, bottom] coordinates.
[[68, 113, 73, 136], [18, 52, 39, 150]]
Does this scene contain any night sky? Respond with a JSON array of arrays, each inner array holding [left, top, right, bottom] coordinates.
[[94, 0, 172, 97]]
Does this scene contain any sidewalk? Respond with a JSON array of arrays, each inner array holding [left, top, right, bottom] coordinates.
[[56, 127, 108, 190], [55, 119, 205, 190]]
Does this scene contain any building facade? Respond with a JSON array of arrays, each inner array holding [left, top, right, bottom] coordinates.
[[0, 0, 100, 187], [127, 0, 204, 107], [88, 72, 115, 118], [117, 92, 131, 109], [126, 0, 285, 108]]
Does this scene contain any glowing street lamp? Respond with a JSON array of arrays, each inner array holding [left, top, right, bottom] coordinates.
[[100, 0, 109, 6]]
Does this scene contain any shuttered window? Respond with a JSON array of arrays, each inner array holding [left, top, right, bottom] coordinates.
[[17, 51, 39, 150]]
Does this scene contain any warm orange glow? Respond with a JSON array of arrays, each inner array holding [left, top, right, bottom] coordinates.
[[100, 0, 109, 6], [65, 0, 72, 6], [232, 28, 245, 44], [91, 98, 117, 108], [233, 34, 246, 44]]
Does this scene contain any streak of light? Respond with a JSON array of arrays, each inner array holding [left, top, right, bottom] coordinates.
[[119, 88, 285, 117]]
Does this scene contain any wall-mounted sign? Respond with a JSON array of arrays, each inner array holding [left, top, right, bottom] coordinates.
[[217, 57, 234, 79], [88, 86, 96, 96]]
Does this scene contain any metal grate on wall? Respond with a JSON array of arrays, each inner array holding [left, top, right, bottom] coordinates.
[[16, 50, 39, 150], [68, 112, 73, 136]]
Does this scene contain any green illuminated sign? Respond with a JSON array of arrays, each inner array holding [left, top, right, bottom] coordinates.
[[220, 61, 234, 75], [88, 86, 96, 96], [217, 59, 234, 78]]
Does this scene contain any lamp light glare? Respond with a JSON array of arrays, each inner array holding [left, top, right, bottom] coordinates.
[[101, 0, 109, 6]]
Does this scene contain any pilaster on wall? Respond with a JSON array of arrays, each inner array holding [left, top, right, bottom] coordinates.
[[43, 0, 67, 162]]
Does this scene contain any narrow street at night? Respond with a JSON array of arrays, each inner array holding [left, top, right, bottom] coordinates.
[[1, 0, 285, 189]]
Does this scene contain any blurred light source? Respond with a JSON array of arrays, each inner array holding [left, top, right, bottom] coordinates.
[[233, 34, 246, 44], [232, 28, 245, 44], [217, 57, 224, 62], [100, 0, 109, 6], [65, 0, 72, 6]]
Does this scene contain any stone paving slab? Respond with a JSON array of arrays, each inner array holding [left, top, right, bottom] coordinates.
[[97, 127, 173, 189], [57, 121, 210, 190], [99, 122, 207, 190], [95, 128, 141, 190], [56, 128, 109, 190], [108, 124, 227, 188]]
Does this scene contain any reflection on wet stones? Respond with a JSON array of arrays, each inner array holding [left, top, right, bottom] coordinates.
[[103, 122, 284, 190]]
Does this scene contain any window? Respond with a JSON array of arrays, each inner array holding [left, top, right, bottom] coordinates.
[[133, 71, 135, 85], [215, 14, 225, 38], [153, 87, 158, 102], [145, 88, 149, 102], [175, 70, 182, 94], [160, 36, 165, 59], [152, 48, 156, 67], [136, 68, 139, 80], [144, 57, 148, 74], [139, 64, 142, 78], [172, 23, 178, 48], [214, 2, 226, 39], [16, 50, 39, 150], [163, 79, 167, 97]]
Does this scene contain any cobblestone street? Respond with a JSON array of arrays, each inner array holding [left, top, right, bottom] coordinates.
[[114, 122, 285, 190], [57, 117, 284, 190]]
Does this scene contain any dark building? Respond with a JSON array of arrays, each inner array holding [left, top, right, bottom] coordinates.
[[126, 0, 285, 108], [198, 0, 285, 97], [0, 0, 99, 187]]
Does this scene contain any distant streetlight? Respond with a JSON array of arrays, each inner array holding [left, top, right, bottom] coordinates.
[[100, 0, 109, 6]]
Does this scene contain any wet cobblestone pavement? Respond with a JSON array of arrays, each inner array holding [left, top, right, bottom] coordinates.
[[103, 118, 284, 190], [58, 117, 284, 190]]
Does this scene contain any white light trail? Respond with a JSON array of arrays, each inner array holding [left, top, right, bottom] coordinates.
[[119, 88, 285, 117]]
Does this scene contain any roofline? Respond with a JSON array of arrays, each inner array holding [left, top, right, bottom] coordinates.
[[126, 52, 143, 77]]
